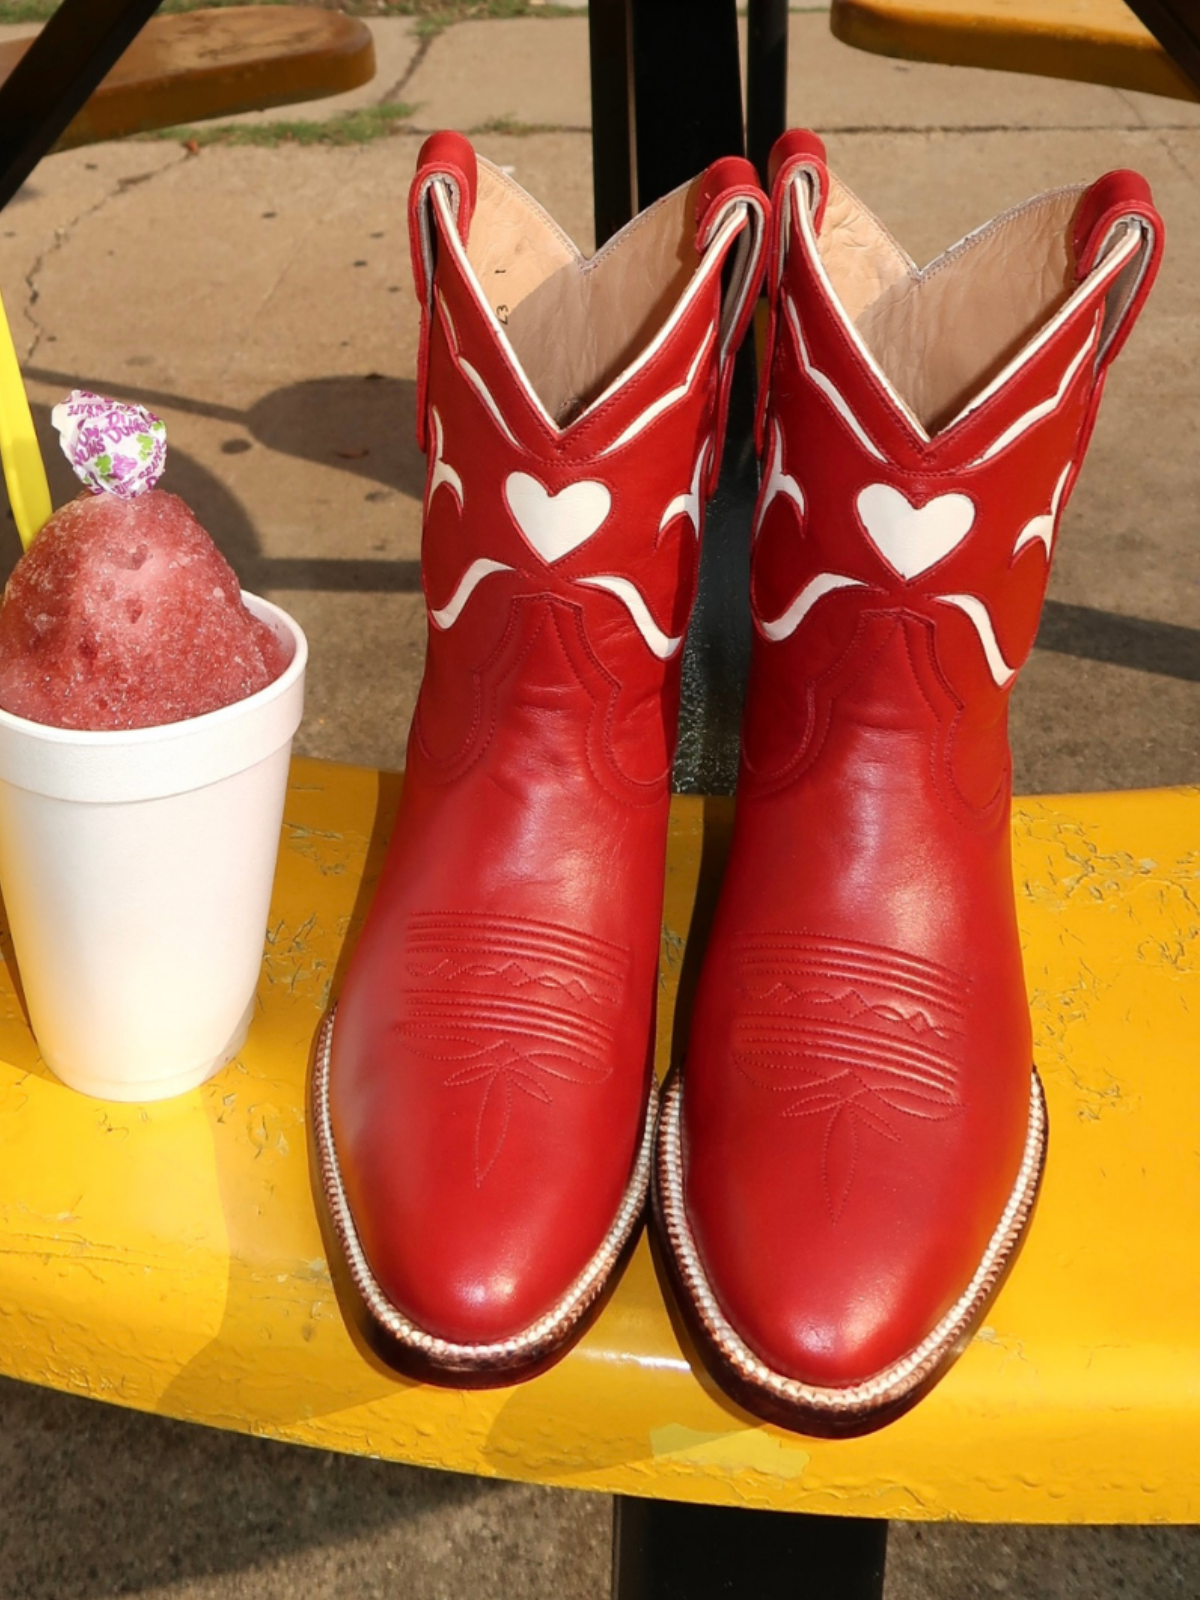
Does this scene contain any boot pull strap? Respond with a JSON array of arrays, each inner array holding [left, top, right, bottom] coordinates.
[[753, 131, 829, 453], [1073, 170, 1165, 372], [695, 157, 769, 496], [408, 132, 478, 452], [767, 129, 828, 227]]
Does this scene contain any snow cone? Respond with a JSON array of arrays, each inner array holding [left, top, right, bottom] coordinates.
[[0, 392, 307, 1100]]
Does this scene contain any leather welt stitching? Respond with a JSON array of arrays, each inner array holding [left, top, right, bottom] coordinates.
[[733, 1052, 963, 1220], [408, 910, 629, 959], [739, 983, 964, 1039], [737, 939, 970, 994], [406, 959, 618, 1005], [737, 929, 966, 980]]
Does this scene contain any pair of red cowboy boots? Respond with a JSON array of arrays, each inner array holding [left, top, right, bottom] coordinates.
[[311, 130, 1162, 1432]]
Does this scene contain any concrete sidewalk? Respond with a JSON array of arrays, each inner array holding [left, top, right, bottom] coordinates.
[[0, 9, 1198, 1598]]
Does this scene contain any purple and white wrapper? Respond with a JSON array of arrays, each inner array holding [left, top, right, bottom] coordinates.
[[51, 390, 167, 499]]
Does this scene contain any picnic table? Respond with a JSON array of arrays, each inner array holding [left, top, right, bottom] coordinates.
[[0, 4, 1197, 1596]]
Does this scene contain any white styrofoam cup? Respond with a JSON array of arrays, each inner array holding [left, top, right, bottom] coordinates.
[[0, 594, 307, 1101]]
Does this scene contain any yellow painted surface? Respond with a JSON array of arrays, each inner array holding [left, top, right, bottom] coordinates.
[[831, 0, 1200, 102], [0, 757, 1197, 1521], [0, 284, 51, 548]]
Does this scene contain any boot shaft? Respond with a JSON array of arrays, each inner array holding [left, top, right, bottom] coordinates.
[[746, 132, 1163, 812], [318, 144, 768, 1373], [407, 133, 767, 796]]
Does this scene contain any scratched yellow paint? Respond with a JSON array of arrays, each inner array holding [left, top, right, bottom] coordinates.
[[830, 0, 1199, 103], [0, 758, 1196, 1521]]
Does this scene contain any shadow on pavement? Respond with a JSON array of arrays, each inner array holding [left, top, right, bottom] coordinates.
[[18, 365, 1200, 681], [0, 1374, 499, 1600], [5, 381, 426, 597]]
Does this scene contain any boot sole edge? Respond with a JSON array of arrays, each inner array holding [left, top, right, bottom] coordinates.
[[652, 1066, 1048, 1436], [309, 1007, 656, 1387]]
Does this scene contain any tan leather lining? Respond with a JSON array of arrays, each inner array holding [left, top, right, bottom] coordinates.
[[818, 175, 1086, 432], [466, 161, 702, 425]]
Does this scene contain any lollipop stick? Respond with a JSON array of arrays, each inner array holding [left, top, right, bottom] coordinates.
[[0, 284, 51, 550]]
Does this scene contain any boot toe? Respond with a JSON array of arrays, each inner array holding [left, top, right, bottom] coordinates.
[[694, 1224, 958, 1392], [677, 1075, 1034, 1406], [325, 1016, 648, 1353], [353, 1186, 613, 1349]]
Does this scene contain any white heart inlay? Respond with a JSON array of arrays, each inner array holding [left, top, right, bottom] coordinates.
[[504, 472, 611, 564], [856, 483, 975, 581]]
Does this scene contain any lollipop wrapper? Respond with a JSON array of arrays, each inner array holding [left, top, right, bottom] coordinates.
[[51, 389, 166, 498]]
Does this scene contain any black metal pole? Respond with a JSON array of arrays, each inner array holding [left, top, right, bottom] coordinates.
[[670, 336, 758, 797], [613, 1497, 889, 1600], [601, 0, 752, 794], [746, 0, 790, 187], [629, 0, 744, 209], [589, 0, 636, 245], [1121, 0, 1200, 93], [0, 0, 163, 212]]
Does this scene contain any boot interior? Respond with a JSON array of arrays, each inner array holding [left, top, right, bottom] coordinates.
[[813, 174, 1088, 434], [463, 159, 702, 427]]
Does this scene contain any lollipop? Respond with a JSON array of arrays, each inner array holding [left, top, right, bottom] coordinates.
[[0, 392, 290, 730]]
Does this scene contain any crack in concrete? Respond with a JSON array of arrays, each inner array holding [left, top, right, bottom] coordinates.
[[20, 152, 190, 366], [218, 212, 325, 386], [1108, 83, 1200, 193], [414, 121, 590, 137], [1152, 127, 1200, 194], [810, 122, 1200, 133], [384, 27, 435, 105], [393, 119, 1200, 139], [1112, 85, 1152, 129]]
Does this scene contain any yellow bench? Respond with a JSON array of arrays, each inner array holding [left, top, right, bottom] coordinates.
[[1, 755, 1196, 1523], [830, 0, 1199, 102], [0, 6, 377, 152]]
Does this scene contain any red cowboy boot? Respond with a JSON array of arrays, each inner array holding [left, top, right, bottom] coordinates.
[[655, 131, 1163, 1433], [311, 133, 766, 1383]]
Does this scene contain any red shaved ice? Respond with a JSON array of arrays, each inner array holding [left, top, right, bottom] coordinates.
[[0, 490, 291, 731]]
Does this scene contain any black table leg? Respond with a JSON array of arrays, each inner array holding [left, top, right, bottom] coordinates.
[[613, 1498, 889, 1600], [597, 0, 749, 793], [1121, 0, 1200, 93], [629, 0, 745, 209], [588, 0, 635, 248], [746, 0, 790, 186], [0, 0, 163, 212], [591, 19, 890, 1597], [670, 336, 757, 795]]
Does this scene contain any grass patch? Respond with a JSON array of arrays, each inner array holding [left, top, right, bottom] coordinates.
[[140, 101, 417, 148], [0, 0, 583, 22], [405, 1, 581, 33], [468, 114, 581, 136]]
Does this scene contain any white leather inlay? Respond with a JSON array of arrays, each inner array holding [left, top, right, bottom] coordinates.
[[435, 273, 522, 451], [758, 572, 866, 643], [972, 333, 1096, 464], [954, 235, 1136, 427], [576, 575, 683, 659], [784, 293, 887, 462], [437, 291, 458, 350], [460, 359, 523, 449], [659, 441, 709, 539], [935, 593, 1017, 686], [504, 472, 612, 564], [427, 408, 463, 507], [1013, 465, 1071, 560], [856, 483, 975, 580], [754, 418, 805, 540], [431, 179, 744, 444], [429, 558, 514, 630], [600, 331, 714, 457]]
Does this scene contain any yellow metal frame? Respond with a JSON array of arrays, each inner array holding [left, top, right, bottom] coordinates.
[[0, 757, 1197, 1521], [831, 0, 1199, 102]]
